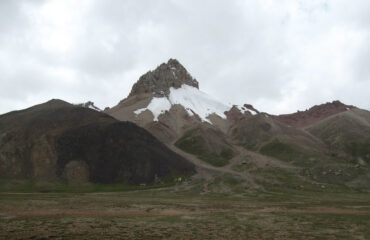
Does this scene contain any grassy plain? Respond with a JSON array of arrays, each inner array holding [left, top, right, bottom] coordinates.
[[0, 183, 369, 240]]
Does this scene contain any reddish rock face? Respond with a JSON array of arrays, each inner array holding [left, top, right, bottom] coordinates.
[[273, 100, 355, 128]]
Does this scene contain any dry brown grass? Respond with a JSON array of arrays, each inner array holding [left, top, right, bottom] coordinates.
[[0, 188, 369, 240]]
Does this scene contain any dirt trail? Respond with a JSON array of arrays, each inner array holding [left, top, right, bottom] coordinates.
[[229, 146, 298, 169], [167, 143, 258, 187]]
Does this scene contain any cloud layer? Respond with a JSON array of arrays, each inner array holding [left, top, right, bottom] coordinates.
[[0, 0, 369, 114]]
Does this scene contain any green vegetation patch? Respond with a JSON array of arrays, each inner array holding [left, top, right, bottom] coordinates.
[[345, 139, 370, 163], [252, 166, 354, 194], [260, 139, 302, 161], [0, 179, 182, 193], [231, 163, 254, 172], [175, 131, 234, 167], [242, 141, 258, 151]]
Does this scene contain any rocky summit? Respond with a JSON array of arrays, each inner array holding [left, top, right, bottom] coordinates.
[[129, 58, 199, 97]]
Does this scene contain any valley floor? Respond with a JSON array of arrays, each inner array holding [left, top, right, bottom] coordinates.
[[0, 187, 369, 240]]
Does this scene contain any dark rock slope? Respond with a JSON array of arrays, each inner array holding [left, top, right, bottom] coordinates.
[[0, 99, 195, 184]]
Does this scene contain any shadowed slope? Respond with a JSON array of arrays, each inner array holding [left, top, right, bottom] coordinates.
[[0, 99, 195, 184]]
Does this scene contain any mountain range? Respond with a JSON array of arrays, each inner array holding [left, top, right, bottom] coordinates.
[[0, 59, 369, 192]]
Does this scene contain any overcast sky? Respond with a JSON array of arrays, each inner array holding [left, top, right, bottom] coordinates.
[[0, 0, 369, 115]]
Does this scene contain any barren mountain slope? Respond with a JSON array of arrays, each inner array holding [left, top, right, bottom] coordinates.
[[0, 99, 195, 184], [306, 108, 370, 164]]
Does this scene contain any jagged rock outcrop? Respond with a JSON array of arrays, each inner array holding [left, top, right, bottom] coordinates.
[[224, 104, 260, 124], [128, 59, 199, 98], [77, 101, 101, 111], [225, 105, 251, 123], [243, 104, 260, 114]]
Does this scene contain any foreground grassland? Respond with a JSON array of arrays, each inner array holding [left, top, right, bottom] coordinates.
[[0, 187, 369, 240]]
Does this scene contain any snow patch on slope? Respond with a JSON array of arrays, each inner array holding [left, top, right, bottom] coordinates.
[[169, 85, 230, 122], [249, 109, 258, 115], [76, 101, 102, 111], [134, 97, 171, 121], [135, 84, 230, 123], [236, 105, 248, 114], [236, 105, 257, 115]]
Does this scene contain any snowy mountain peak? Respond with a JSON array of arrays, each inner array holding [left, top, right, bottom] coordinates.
[[134, 84, 230, 123], [129, 59, 199, 98]]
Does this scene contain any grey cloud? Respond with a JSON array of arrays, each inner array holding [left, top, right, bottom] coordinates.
[[0, 0, 369, 114]]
